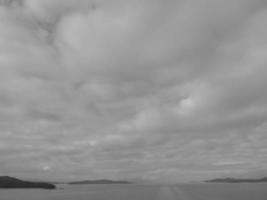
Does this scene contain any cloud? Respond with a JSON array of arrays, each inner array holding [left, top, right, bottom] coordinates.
[[0, 0, 267, 182]]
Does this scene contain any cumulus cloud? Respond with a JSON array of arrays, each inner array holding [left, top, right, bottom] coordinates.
[[0, 0, 267, 182]]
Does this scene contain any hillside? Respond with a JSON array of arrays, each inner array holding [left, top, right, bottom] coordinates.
[[0, 176, 56, 189], [205, 177, 267, 183]]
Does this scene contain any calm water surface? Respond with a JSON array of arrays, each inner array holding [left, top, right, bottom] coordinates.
[[1, 183, 267, 200]]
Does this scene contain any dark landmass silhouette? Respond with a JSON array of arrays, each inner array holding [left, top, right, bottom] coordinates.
[[69, 179, 132, 184], [0, 176, 56, 189], [205, 177, 267, 183]]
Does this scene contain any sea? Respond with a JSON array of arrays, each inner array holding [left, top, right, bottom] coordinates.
[[0, 183, 267, 200]]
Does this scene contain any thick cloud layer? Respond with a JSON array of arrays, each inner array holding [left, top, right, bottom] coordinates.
[[0, 0, 267, 182]]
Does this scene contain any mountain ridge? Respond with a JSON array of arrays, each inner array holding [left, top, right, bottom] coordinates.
[[205, 177, 267, 183], [0, 176, 56, 189]]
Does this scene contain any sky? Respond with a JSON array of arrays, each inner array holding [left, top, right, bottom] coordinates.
[[0, 0, 267, 183]]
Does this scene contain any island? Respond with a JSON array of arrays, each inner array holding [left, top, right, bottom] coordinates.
[[0, 176, 56, 189], [69, 179, 132, 184], [205, 177, 267, 183]]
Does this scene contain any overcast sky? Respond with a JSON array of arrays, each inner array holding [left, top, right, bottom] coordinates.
[[0, 0, 267, 183]]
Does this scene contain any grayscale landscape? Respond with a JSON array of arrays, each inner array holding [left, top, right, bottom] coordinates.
[[1, 0, 267, 199]]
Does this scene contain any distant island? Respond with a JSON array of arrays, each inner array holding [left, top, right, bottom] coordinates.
[[0, 176, 56, 189], [69, 179, 132, 184], [205, 177, 267, 183]]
